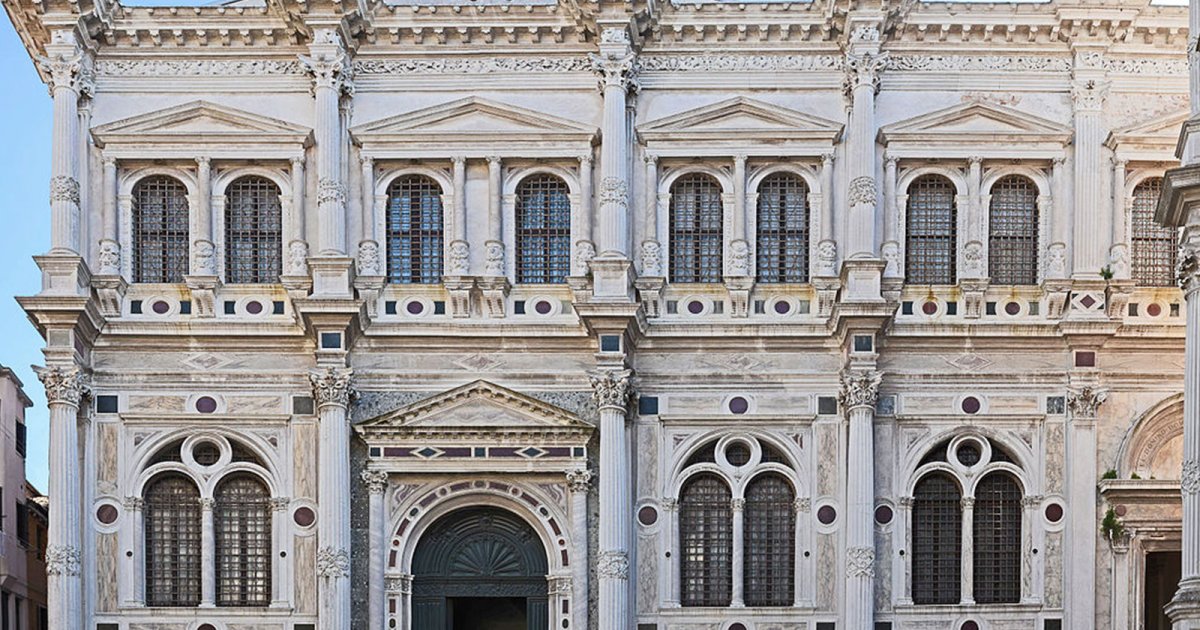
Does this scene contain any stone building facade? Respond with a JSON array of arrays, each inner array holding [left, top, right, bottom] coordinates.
[[4, 0, 1198, 628]]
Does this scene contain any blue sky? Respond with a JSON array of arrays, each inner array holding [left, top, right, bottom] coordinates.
[[1, 19, 55, 491]]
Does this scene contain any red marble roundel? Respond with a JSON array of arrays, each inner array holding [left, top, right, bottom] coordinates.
[[293, 506, 316, 527]]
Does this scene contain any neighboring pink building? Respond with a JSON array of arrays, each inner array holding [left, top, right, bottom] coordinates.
[[0, 367, 46, 630]]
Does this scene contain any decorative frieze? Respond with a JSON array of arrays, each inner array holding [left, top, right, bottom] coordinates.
[[354, 57, 591, 76], [95, 59, 303, 77], [638, 54, 843, 72], [35, 366, 90, 407], [884, 54, 1071, 73]]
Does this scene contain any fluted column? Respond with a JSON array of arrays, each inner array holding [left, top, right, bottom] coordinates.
[[574, 154, 596, 275], [310, 367, 354, 630], [566, 469, 592, 630], [35, 365, 89, 630], [38, 31, 88, 255], [591, 370, 633, 630], [844, 44, 886, 260], [200, 498, 216, 606], [1171, 242, 1200, 626], [98, 157, 120, 274], [590, 28, 637, 258], [362, 470, 388, 630], [300, 30, 352, 257], [1071, 49, 1110, 278], [1065, 385, 1106, 629], [839, 369, 881, 629]]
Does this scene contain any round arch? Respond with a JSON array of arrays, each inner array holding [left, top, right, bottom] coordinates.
[[897, 166, 968, 198], [1117, 394, 1184, 479], [746, 163, 819, 195]]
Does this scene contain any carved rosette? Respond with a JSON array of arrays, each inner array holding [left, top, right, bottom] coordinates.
[[565, 468, 593, 494], [1067, 386, 1108, 418], [361, 469, 389, 495], [838, 370, 882, 411], [847, 176, 877, 207], [1183, 460, 1200, 496], [46, 545, 81, 576], [597, 550, 630, 580], [846, 546, 875, 578], [35, 366, 90, 407], [49, 175, 80, 205], [1177, 245, 1200, 293], [590, 370, 632, 412], [309, 367, 356, 409], [317, 547, 351, 578]]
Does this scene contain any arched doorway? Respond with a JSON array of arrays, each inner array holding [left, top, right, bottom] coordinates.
[[412, 506, 549, 630]]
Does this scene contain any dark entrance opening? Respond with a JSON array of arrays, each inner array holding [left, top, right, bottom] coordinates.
[[411, 506, 549, 630], [449, 597, 527, 630], [1145, 550, 1182, 630]]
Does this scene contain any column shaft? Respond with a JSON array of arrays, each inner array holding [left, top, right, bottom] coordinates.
[[364, 471, 387, 630], [598, 82, 630, 257], [359, 156, 375, 251], [201, 501, 216, 606], [731, 501, 745, 607], [1182, 281, 1200, 589], [99, 158, 119, 274], [37, 366, 87, 630], [840, 370, 880, 630], [592, 371, 632, 630], [567, 470, 591, 630], [311, 367, 354, 630], [193, 157, 213, 274], [1071, 63, 1109, 277], [846, 69, 880, 258], [47, 68, 82, 254], [1112, 159, 1128, 276]]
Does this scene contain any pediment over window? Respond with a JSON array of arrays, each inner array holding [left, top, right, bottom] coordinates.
[[637, 97, 843, 156], [350, 97, 597, 158], [879, 102, 1072, 159], [1105, 110, 1188, 161], [91, 101, 311, 159]]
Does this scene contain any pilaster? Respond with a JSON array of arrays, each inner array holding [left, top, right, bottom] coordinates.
[[310, 366, 355, 630], [591, 369, 633, 630], [362, 469, 388, 630], [1071, 47, 1111, 280], [1065, 383, 1107, 629], [839, 368, 881, 630]]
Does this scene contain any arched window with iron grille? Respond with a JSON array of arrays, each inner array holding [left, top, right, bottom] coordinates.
[[679, 473, 732, 607], [1131, 177, 1176, 287], [912, 472, 962, 605], [670, 173, 724, 283], [905, 174, 957, 285], [755, 173, 809, 284], [132, 176, 190, 284], [988, 175, 1039, 285], [515, 174, 571, 284], [386, 174, 444, 284], [214, 474, 272, 607], [225, 176, 282, 284], [743, 473, 795, 606], [144, 473, 202, 607], [973, 472, 1022, 604]]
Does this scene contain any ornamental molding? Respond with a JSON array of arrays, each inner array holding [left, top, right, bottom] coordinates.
[[361, 469, 389, 494], [46, 545, 81, 576], [638, 54, 843, 73], [386, 575, 413, 594], [317, 547, 351, 578], [847, 546, 875, 578], [1105, 57, 1188, 76], [565, 468, 593, 493], [1067, 385, 1108, 418], [354, 57, 591, 76], [548, 576, 573, 595], [590, 370, 632, 412], [1183, 460, 1200, 495], [839, 370, 882, 410], [35, 366, 90, 407], [95, 59, 304, 77], [884, 54, 1071, 73], [49, 175, 80, 205], [847, 176, 877, 206], [309, 367, 356, 408], [636, 96, 843, 147], [597, 551, 629, 580]]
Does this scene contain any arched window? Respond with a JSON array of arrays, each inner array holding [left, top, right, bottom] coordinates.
[[912, 473, 961, 605], [144, 474, 202, 607], [755, 173, 809, 283], [973, 472, 1022, 604], [1131, 177, 1176, 287], [225, 176, 282, 284], [214, 474, 272, 607], [679, 473, 732, 607], [905, 175, 957, 285], [744, 473, 795, 606], [386, 175, 444, 284], [988, 175, 1039, 285], [670, 174, 724, 283], [132, 176, 190, 284], [515, 174, 571, 284]]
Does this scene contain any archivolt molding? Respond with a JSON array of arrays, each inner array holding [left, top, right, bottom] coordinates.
[[1116, 393, 1184, 479], [666, 429, 808, 500], [899, 425, 1038, 495]]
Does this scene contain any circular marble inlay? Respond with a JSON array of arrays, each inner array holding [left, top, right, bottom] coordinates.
[[198, 625, 217, 630], [1114, 504, 1127, 518], [293, 506, 316, 528], [534, 300, 553, 315], [151, 300, 170, 315], [1046, 503, 1064, 523], [725, 441, 751, 466], [96, 503, 118, 525], [1004, 301, 1021, 316], [961, 621, 979, 630], [961, 396, 981, 415], [728, 624, 747, 630], [195, 396, 218, 414], [245, 300, 264, 315], [817, 505, 837, 525], [687, 300, 705, 315], [874, 505, 893, 525], [406, 300, 424, 315], [728, 396, 749, 415], [922, 301, 938, 316], [638, 506, 659, 526], [1147, 303, 1163, 317], [774, 300, 791, 315]]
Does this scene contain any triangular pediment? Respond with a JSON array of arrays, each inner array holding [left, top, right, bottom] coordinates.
[[1106, 110, 1189, 151], [638, 97, 843, 143], [356, 380, 591, 439], [879, 102, 1072, 146], [92, 101, 312, 147], [350, 97, 597, 145]]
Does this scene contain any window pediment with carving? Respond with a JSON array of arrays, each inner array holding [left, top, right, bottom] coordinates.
[[879, 101, 1071, 160], [91, 100, 311, 160], [637, 96, 843, 157]]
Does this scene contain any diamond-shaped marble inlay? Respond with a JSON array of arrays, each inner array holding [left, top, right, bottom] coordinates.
[[414, 446, 444, 459], [703, 353, 765, 372], [518, 446, 547, 459], [945, 353, 994, 372], [453, 353, 504, 371], [183, 352, 235, 371], [1079, 295, 1096, 309]]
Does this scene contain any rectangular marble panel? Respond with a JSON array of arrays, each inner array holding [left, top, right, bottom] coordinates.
[[98, 423, 118, 485], [758, 624, 807, 630], [636, 422, 658, 495], [127, 395, 187, 413], [816, 534, 835, 609], [295, 535, 317, 614], [636, 534, 656, 615], [1045, 421, 1066, 495], [229, 625, 286, 630], [294, 423, 316, 499], [225, 395, 285, 414], [816, 424, 838, 497], [96, 532, 117, 611], [1045, 530, 1063, 607]]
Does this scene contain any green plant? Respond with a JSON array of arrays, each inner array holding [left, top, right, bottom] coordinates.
[[1101, 469, 1118, 480], [1102, 507, 1125, 540], [1100, 266, 1114, 280], [1130, 472, 1142, 480]]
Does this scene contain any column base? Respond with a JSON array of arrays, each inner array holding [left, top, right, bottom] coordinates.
[[838, 258, 886, 303], [1169, 581, 1200, 628], [589, 254, 635, 302], [308, 256, 355, 299], [34, 254, 90, 296], [91, 274, 128, 318]]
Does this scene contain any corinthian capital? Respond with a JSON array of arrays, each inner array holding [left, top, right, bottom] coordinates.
[[309, 367, 356, 408], [589, 50, 639, 92], [35, 365, 90, 407], [1067, 385, 1108, 418], [590, 369, 632, 411], [843, 51, 888, 96], [299, 48, 353, 96], [1070, 79, 1109, 112], [361, 469, 389, 495], [37, 50, 84, 92], [565, 468, 593, 493], [838, 370, 882, 411], [1178, 244, 1200, 293]]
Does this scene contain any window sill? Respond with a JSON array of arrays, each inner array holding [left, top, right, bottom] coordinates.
[[121, 605, 294, 614], [892, 601, 1044, 614]]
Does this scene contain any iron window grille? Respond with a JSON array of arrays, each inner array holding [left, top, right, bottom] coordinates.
[[386, 175, 444, 284], [680, 473, 733, 607], [132, 176, 190, 284], [515, 175, 571, 284], [972, 473, 1022, 604], [756, 173, 810, 284], [144, 474, 202, 607], [214, 474, 272, 607], [905, 175, 958, 285], [1131, 178, 1176, 287], [670, 173, 724, 284], [225, 176, 282, 284], [988, 175, 1040, 286], [744, 473, 795, 606], [912, 473, 962, 605]]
